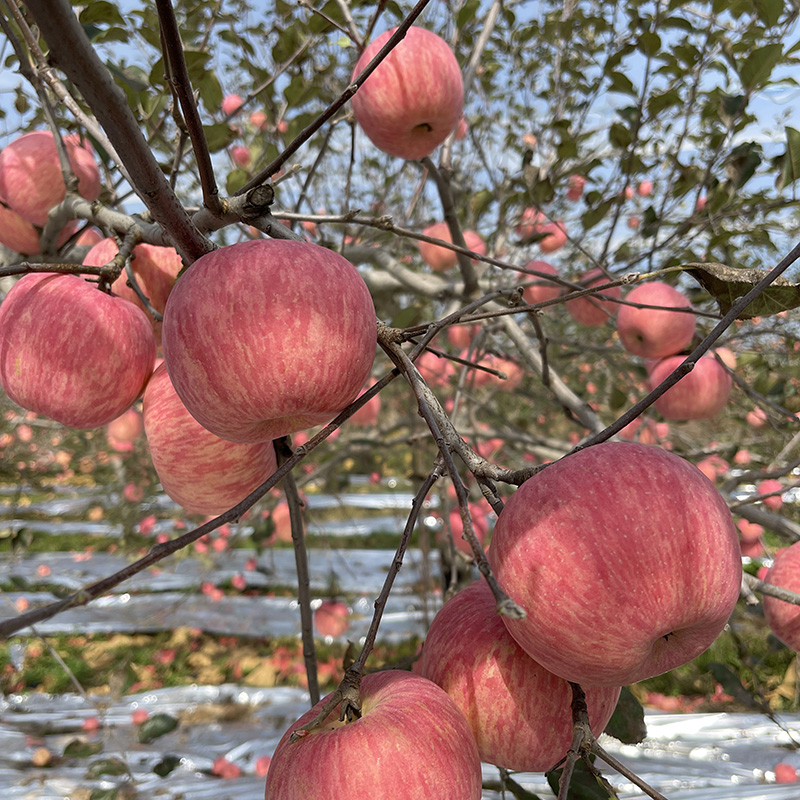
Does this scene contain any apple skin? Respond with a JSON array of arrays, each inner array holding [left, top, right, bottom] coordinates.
[[758, 478, 784, 511], [0, 273, 156, 429], [616, 281, 696, 358], [420, 581, 620, 771], [264, 670, 482, 800], [0, 205, 40, 254], [162, 239, 376, 444], [106, 407, 144, 452], [351, 27, 464, 161], [565, 268, 623, 326], [417, 222, 485, 272], [84, 238, 182, 345], [415, 350, 456, 388], [519, 260, 563, 305], [488, 442, 741, 686], [763, 542, 800, 651], [349, 385, 381, 427], [221, 93, 243, 115], [566, 174, 586, 201], [648, 354, 732, 420], [0, 131, 100, 227], [143, 364, 277, 515], [538, 220, 568, 253]]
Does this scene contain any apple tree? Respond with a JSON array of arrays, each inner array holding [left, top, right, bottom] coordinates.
[[2, 0, 800, 796]]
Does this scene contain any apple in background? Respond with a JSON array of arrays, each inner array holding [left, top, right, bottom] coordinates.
[[696, 454, 729, 483], [538, 220, 568, 253], [250, 110, 268, 130], [84, 238, 182, 345], [518, 260, 563, 306], [648, 354, 732, 420], [0, 130, 100, 227], [514, 207, 545, 239], [775, 763, 799, 784], [421, 581, 620, 771], [566, 174, 586, 201], [439, 505, 490, 556], [467, 353, 524, 391], [314, 600, 350, 637], [351, 27, 464, 161], [106, 407, 144, 452], [162, 239, 376, 443], [0, 273, 155, 429], [143, 364, 277, 515], [417, 222, 486, 272], [488, 442, 741, 686], [266, 500, 293, 543], [714, 346, 737, 369], [231, 145, 252, 168], [638, 180, 654, 196], [446, 323, 478, 349], [763, 542, 800, 651], [349, 385, 381, 427], [265, 670, 482, 799], [616, 281, 696, 358], [0, 205, 40, 254], [758, 478, 784, 510], [565, 268, 623, 326], [221, 93, 243, 116], [747, 406, 767, 428], [737, 519, 763, 543], [415, 350, 456, 388]]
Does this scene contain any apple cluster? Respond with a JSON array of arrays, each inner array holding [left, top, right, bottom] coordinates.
[[267, 442, 742, 792], [0, 130, 100, 254]]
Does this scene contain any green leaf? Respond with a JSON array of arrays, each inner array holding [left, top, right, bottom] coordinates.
[[775, 127, 800, 190], [63, 738, 104, 759], [137, 713, 179, 744], [638, 31, 662, 56], [202, 123, 236, 153], [89, 789, 119, 800], [86, 757, 129, 778], [547, 757, 614, 799], [153, 754, 181, 777], [685, 262, 800, 318], [607, 72, 636, 96], [739, 43, 782, 91], [581, 199, 613, 230], [226, 168, 249, 195], [503, 774, 545, 800], [603, 687, 647, 744], [754, 0, 783, 27], [79, 1, 125, 26], [608, 122, 631, 148]]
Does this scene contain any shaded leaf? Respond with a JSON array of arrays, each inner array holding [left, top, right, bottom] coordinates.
[[202, 123, 236, 153], [89, 789, 119, 800], [137, 712, 179, 744], [775, 127, 800, 190], [604, 686, 647, 744], [153, 754, 181, 777], [63, 739, 104, 759], [754, 0, 784, 28], [686, 262, 800, 318], [707, 662, 762, 709], [739, 43, 782, 91], [608, 122, 631, 148], [547, 757, 614, 799], [504, 774, 545, 800]]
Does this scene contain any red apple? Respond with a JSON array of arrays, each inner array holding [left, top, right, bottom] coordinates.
[[415, 350, 456, 388], [351, 28, 464, 161], [106, 407, 144, 452], [758, 478, 784, 510], [83, 238, 182, 345], [518, 260, 563, 305], [638, 180, 653, 197], [446, 324, 478, 349], [421, 581, 620, 770], [162, 239, 376, 443], [266, 500, 293, 544], [566, 174, 586, 201], [0, 273, 155, 428], [0, 131, 100, 227], [454, 116, 468, 140], [314, 600, 350, 637], [231, 145, 252, 168], [264, 670, 482, 799], [616, 281, 696, 358], [488, 442, 741, 686], [250, 111, 268, 130], [763, 542, 800, 650], [565, 268, 623, 326], [514, 207, 545, 239], [440, 505, 490, 556], [221, 93, 243, 116], [746, 406, 767, 428], [538, 220, 568, 253], [0, 205, 40, 254], [417, 222, 485, 272], [648, 354, 732, 420], [349, 385, 381, 427], [775, 763, 799, 783], [468, 353, 523, 391], [737, 519, 763, 543], [143, 364, 277, 515]]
